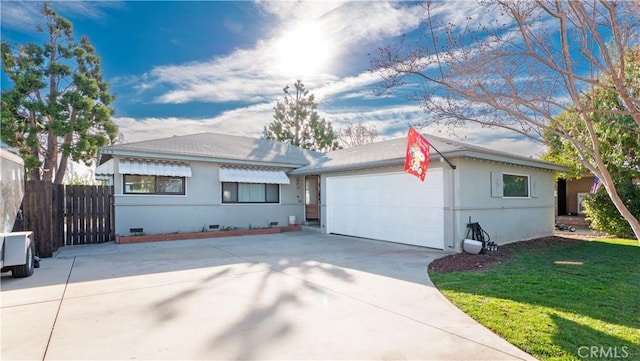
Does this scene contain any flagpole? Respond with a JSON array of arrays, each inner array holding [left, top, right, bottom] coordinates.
[[429, 142, 457, 170], [406, 125, 457, 170]]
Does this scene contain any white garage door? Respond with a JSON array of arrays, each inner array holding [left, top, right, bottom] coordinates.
[[326, 170, 444, 249]]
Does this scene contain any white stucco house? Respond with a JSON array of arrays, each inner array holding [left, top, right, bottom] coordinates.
[[96, 132, 565, 252]]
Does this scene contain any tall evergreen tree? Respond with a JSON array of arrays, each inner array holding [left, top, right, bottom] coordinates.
[[263, 80, 340, 152], [1, 3, 118, 183]]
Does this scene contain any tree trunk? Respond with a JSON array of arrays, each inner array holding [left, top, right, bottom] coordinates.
[[42, 130, 57, 183], [54, 132, 73, 184], [28, 168, 41, 181], [44, 24, 58, 183], [28, 140, 41, 181], [55, 154, 68, 184]]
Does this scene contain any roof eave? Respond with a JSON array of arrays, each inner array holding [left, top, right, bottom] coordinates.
[[290, 150, 568, 175], [452, 150, 569, 172], [100, 148, 310, 169], [289, 158, 406, 175]]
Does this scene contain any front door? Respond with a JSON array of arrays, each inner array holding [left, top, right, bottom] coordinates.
[[305, 175, 320, 221]]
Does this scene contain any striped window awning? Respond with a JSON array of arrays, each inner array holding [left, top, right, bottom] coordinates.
[[119, 159, 192, 177], [95, 159, 114, 176], [218, 167, 290, 184]]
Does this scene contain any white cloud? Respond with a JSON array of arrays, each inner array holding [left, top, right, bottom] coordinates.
[[426, 1, 512, 30], [145, 41, 342, 104], [115, 100, 544, 159], [139, 1, 426, 105], [324, 104, 424, 127], [423, 122, 546, 158], [113, 102, 276, 143], [0, 2, 42, 31], [53, 1, 124, 19], [313, 72, 381, 100], [321, 102, 546, 158], [322, 2, 426, 46], [108, 1, 545, 159], [115, 117, 229, 144], [0, 1, 123, 32], [256, 0, 344, 21], [258, 1, 424, 42]]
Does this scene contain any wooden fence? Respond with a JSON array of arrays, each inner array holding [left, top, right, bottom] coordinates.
[[22, 181, 114, 257]]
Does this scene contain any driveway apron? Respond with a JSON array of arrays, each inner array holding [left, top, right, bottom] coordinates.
[[1, 231, 536, 360]]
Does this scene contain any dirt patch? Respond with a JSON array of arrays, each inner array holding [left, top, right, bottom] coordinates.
[[429, 236, 584, 273]]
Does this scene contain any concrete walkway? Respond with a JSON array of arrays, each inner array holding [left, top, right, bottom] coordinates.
[[1, 231, 536, 360]]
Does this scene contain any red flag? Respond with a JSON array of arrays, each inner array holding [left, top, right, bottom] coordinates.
[[404, 127, 430, 181]]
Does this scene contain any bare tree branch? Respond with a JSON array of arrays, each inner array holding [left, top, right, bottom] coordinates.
[[370, 0, 640, 240]]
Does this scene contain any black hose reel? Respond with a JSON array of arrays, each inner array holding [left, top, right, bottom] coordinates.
[[465, 219, 498, 253]]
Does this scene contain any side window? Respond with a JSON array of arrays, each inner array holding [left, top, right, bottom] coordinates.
[[124, 175, 185, 195], [222, 182, 280, 203], [266, 184, 279, 202], [503, 173, 529, 198], [124, 175, 155, 193], [222, 182, 238, 202]]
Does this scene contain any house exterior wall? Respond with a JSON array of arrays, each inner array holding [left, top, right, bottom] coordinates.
[[565, 176, 594, 215], [108, 152, 558, 252], [451, 158, 556, 251], [112, 158, 305, 236], [313, 159, 556, 252]]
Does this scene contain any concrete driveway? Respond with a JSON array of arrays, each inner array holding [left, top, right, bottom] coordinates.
[[2, 231, 535, 360]]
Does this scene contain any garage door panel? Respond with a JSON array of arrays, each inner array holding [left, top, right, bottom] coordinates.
[[327, 170, 444, 249]]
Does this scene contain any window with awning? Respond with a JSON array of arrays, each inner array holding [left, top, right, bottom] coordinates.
[[119, 159, 192, 177], [124, 175, 186, 195], [219, 167, 288, 204], [218, 167, 290, 184], [95, 159, 114, 176]]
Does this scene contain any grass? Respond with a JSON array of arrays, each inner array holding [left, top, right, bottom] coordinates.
[[429, 238, 640, 361]]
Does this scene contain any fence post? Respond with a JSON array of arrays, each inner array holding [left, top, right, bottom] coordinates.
[[23, 181, 54, 257], [89, 185, 97, 243], [107, 185, 115, 241], [52, 183, 64, 252]]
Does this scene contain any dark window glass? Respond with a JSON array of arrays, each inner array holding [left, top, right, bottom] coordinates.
[[124, 175, 185, 195], [503, 174, 529, 197], [124, 175, 155, 194], [222, 182, 279, 203], [222, 182, 238, 202], [266, 184, 279, 203], [156, 176, 184, 194]]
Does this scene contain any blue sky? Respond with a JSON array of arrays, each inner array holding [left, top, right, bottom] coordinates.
[[1, 1, 544, 157]]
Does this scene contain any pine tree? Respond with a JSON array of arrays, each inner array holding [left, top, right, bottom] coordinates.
[[263, 80, 340, 152], [1, 3, 118, 183]]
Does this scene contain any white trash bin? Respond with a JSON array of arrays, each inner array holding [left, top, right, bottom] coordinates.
[[463, 239, 483, 254]]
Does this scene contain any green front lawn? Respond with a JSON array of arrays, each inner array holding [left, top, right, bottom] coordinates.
[[429, 238, 640, 361]]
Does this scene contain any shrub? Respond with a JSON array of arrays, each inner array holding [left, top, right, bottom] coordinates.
[[583, 180, 640, 238]]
